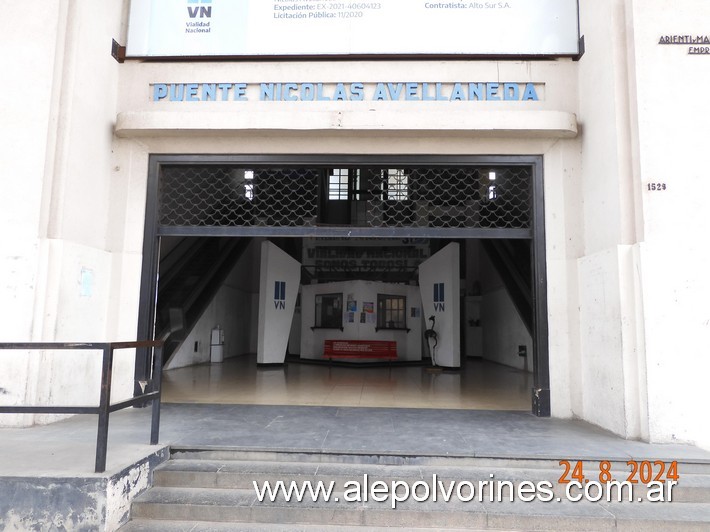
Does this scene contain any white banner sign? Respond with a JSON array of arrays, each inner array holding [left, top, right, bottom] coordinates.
[[126, 0, 580, 58], [302, 238, 430, 275]]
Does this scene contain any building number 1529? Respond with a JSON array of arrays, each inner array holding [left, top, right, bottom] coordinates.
[[647, 183, 667, 191]]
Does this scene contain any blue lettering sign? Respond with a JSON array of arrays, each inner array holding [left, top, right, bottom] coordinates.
[[350, 83, 365, 101], [234, 83, 247, 101], [153, 84, 168, 101], [261, 83, 275, 101], [373, 83, 388, 101], [422, 83, 434, 101], [202, 83, 217, 101], [218, 83, 232, 101], [405, 82, 419, 101], [388, 83, 404, 101], [150, 81, 542, 103], [169, 84, 184, 101], [185, 83, 199, 102], [283, 83, 298, 101], [301, 83, 315, 101], [522, 83, 539, 101], [486, 83, 500, 101], [317, 83, 331, 101], [503, 83, 519, 101], [450, 83, 465, 101], [469, 83, 485, 100], [332, 83, 347, 101]]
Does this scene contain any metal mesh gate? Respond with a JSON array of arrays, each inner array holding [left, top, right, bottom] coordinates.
[[159, 167, 319, 227], [158, 165, 531, 230]]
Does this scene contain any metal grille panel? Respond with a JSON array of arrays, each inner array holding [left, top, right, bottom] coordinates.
[[159, 166, 319, 227], [158, 165, 531, 229], [366, 167, 531, 229]]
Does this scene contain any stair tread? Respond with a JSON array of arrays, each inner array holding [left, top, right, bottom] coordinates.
[[126, 451, 710, 531], [134, 486, 257, 507], [158, 458, 567, 478], [169, 449, 710, 470], [132, 486, 710, 518], [157, 458, 710, 489], [121, 519, 482, 531]]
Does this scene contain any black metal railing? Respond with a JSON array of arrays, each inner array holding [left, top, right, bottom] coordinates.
[[0, 340, 163, 473]]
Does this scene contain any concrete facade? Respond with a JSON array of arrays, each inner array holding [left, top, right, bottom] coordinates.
[[1, 0, 709, 456]]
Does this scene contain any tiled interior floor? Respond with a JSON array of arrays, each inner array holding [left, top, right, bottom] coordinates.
[[161, 355, 533, 410]]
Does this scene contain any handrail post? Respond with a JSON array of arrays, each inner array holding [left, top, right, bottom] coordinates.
[[1, 340, 162, 473], [95, 344, 114, 473], [150, 343, 163, 445]]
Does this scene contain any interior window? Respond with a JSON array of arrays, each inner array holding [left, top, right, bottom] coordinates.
[[315, 293, 343, 328], [383, 169, 409, 201], [377, 294, 406, 329], [328, 169, 349, 200]]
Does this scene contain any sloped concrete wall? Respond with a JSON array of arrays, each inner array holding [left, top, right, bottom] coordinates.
[[0, 448, 168, 531]]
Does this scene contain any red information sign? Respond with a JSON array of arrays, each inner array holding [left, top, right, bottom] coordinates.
[[324, 340, 397, 359]]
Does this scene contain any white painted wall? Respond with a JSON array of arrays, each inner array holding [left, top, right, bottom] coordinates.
[[288, 301, 302, 356], [479, 249, 533, 372], [577, 248, 628, 436], [257, 242, 301, 364], [572, 0, 650, 441], [419, 243, 461, 368], [482, 289, 533, 372], [300, 281, 423, 361], [566, 0, 710, 451], [165, 239, 261, 370], [0, 0, 135, 427], [164, 285, 254, 370], [625, 0, 710, 450], [0, 2, 64, 424], [542, 140, 583, 421]]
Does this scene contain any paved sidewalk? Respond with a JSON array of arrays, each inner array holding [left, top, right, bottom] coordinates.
[[1, 404, 709, 478]]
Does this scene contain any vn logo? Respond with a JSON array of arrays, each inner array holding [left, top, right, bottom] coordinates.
[[434, 283, 445, 312], [274, 281, 286, 310], [187, 0, 212, 18]]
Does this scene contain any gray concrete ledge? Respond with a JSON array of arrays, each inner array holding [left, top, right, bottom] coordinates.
[[115, 110, 578, 139], [0, 448, 168, 531]]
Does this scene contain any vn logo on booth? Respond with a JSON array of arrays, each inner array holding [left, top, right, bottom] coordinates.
[[187, 0, 212, 19], [274, 281, 286, 310], [434, 283, 445, 312]]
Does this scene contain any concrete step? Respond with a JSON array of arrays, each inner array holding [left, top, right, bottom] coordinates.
[[154, 457, 710, 503], [128, 486, 710, 530], [170, 447, 710, 475], [121, 520, 482, 531], [122, 450, 710, 531]]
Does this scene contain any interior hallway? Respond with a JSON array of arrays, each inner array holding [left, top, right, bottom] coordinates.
[[161, 356, 533, 410]]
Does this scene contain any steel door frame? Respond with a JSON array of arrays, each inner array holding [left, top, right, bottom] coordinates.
[[136, 154, 550, 415]]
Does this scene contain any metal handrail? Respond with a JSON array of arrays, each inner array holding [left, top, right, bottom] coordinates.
[[0, 340, 163, 473]]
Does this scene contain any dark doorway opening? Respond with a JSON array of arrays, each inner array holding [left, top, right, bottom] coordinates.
[[136, 155, 549, 415]]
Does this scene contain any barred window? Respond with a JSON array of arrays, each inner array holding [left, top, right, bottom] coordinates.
[[328, 169, 349, 200], [244, 170, 254, 201], [383, 169, 409, 201], [377, 294, 406, 329]]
